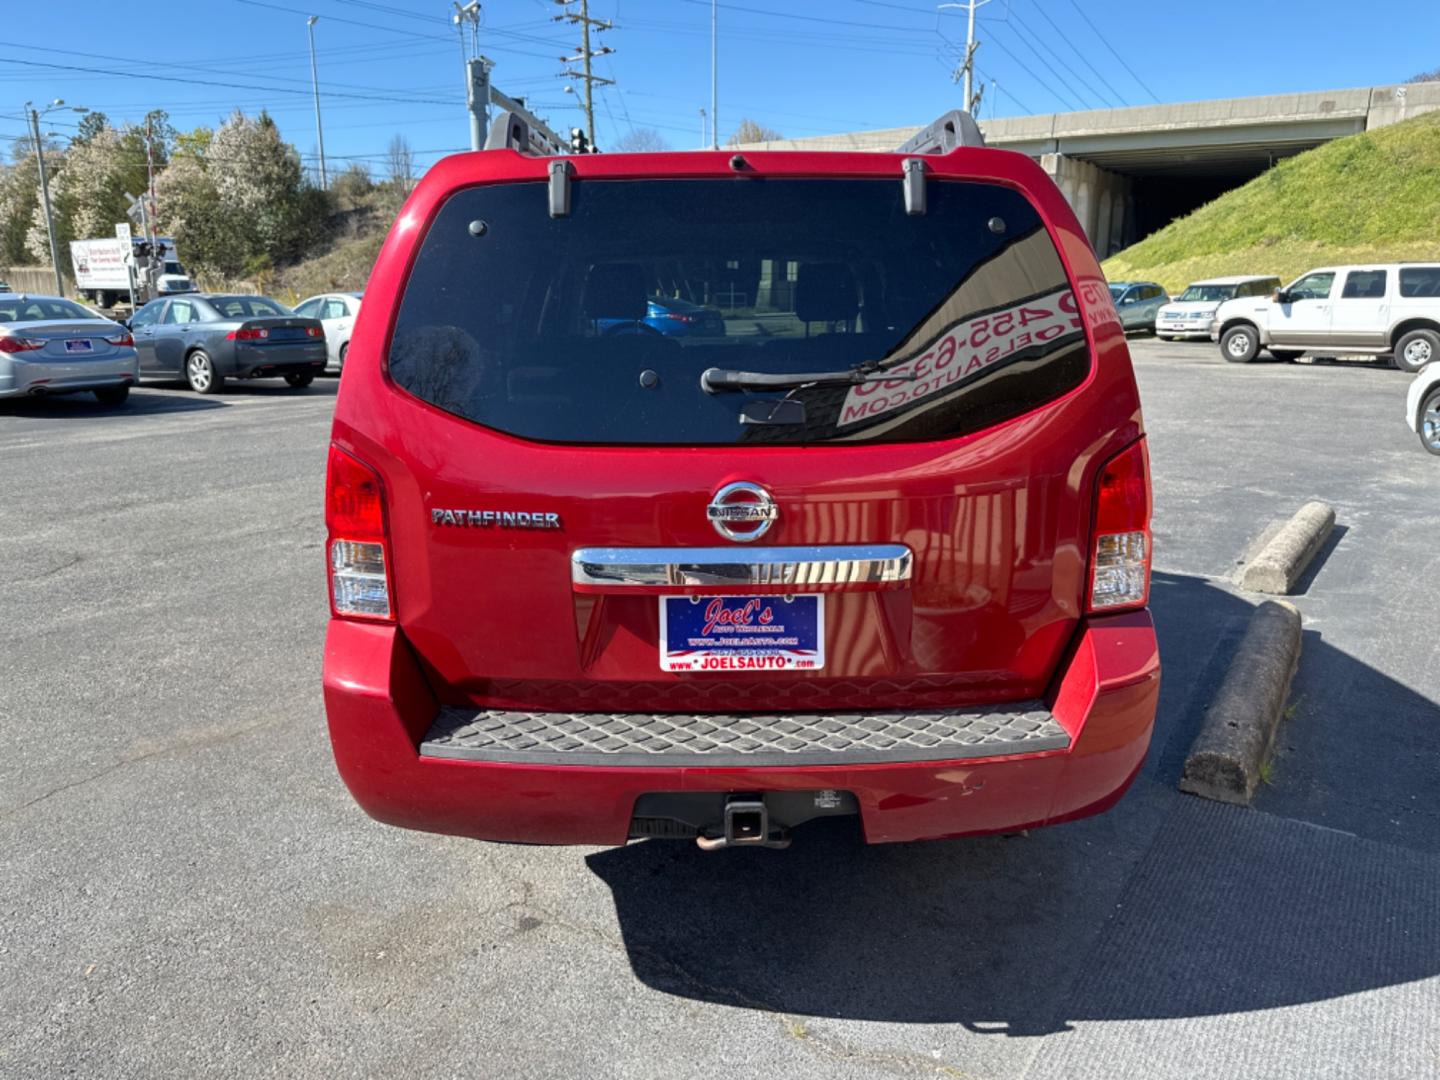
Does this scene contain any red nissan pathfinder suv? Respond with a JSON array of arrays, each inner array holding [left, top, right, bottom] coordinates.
[[322, 114, 1159, 849]]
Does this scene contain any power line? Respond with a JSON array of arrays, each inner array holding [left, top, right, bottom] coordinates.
[[0, 54, 457, 107], [986, 22, 1086, 111], [972, 62, 1033, 115], [3, 41, 454, 104], [1063, 0, 1160, 104], [230, 0, 565, 61], [674, 0, 945, 33], [1023, 1, 1131, 108], [972, 26, 1085, 113], [1003, 8, 1118, 109]]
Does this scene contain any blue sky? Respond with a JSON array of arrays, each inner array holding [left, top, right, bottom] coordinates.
[[2, 0, 1437, 177]]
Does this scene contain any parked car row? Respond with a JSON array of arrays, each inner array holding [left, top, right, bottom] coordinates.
[[1138, 263, 1440, 456], [1138, 264, 1440, 374], [1209, 263, 1440, 373], [0, 290, 364, 406]]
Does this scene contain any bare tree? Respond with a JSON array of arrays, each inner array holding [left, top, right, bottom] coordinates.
[[1408, 67, 1440, 83], [612, 127, 670, 153], [727, 118, 784, 147], [386, 134, 415, 193]]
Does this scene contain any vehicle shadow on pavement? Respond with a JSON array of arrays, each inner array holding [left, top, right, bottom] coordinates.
[[586, 571, 1440, 1031], [0, 392, 228, 418], [1295, 355, 1397, 371]]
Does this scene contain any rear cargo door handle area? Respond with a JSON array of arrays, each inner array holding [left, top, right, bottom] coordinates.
[[571, 544, 912, 592]]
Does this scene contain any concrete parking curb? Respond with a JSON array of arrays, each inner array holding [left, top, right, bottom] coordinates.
[[1239, 500, 1335, 594], [1179, 600, 1302, 806]]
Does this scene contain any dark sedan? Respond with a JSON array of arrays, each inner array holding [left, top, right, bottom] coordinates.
[[128, 294, 327, 393]]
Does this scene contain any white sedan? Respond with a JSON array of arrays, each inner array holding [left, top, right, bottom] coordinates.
[[293, 291, 362, 373], [1405, 363, 1440, 455]]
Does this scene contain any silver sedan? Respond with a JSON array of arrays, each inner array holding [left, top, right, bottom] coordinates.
[[0, 294, 138, 405]]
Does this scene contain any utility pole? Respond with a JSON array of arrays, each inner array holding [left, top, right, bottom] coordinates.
[[26, 105, 64, 296], [454, 2, 491, 151], [144, 118, 157, 249], [554, 0, 613, 150], [306, 15, 328, 188], [699, 107, 707, 150], [711, 0, 718, 148], [939, 0, 991, 114], [454, 2, 490, 151]]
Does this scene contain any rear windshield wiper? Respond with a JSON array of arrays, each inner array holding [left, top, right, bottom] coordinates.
[[700, 364, 919, 394]]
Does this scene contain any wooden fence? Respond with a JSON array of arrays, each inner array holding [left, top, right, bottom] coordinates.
[[0, 267, 66, 294]]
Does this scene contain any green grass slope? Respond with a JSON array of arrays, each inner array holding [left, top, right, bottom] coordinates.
[[1102, 110, 1440, 294]]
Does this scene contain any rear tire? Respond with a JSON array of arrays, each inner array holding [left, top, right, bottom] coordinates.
[[1394, 328, 1439, 373], [1221, 325, 1260, 363], [1269, 349, 1303, 362], [93, 385, 130, 406], [185, 350, 223, 394], [336, 342, 348, 374], [284, 372, 314, 388], [1420, 388, 1440, 456]]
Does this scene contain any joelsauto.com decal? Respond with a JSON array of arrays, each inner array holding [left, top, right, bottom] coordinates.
[[838, 286, 1086, 428]]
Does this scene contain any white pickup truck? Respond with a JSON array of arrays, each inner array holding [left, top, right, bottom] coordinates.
[[1211, 264, 1440, 371]]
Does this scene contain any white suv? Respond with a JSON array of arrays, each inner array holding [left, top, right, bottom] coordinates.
[[1210, 264, 1440, 371]]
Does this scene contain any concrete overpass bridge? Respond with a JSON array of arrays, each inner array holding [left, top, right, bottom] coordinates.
[[744, 81, 1440, 256]]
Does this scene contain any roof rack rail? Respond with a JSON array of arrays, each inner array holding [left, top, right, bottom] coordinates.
[[483, 86, 567, 156], [894, 110, 986, 154]]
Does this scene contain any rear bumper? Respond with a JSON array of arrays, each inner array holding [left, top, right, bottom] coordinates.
[[231, 344, 327, 378], [1156, 320, 1212, 338], [322, 610, 1160, 846], [0, 356, 138, 398]]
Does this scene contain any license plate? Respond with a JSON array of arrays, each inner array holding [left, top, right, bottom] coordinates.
[[659, 595, 825, 673], [64, 339, 93, 353]]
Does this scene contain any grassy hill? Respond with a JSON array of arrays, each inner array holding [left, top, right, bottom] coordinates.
[[274, 231, 386, 303], [1102, 110, 1440, 294]]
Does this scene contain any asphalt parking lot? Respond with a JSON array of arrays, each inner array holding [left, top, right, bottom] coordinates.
[[2, 340, 1438, 1080]]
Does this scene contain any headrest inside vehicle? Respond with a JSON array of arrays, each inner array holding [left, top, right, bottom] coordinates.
[[794, 262, 858, 325], [583, 263, 648, 322]]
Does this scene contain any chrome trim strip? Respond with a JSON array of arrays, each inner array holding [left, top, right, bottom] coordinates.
[[571, 544, 913, 588]]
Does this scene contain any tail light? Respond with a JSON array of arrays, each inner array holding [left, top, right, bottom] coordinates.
[[326, 445, 393, 621], [0, 336, 45, 353], [661, 312, 696, 323], [104, 331, 134, 347], [226, 327, 269, 341], [1086, 437, 1152, 613], [306, 326, 324, 338]]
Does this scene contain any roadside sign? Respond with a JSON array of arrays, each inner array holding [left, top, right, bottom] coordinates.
[[115, 223, 131, 243]]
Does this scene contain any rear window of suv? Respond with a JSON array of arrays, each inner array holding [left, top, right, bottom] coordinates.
[[1399, 267, 1440, 298], [388, 178, 1090, 445]]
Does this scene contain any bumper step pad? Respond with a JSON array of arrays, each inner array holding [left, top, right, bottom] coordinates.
[[420, 703, 1068, 767]]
